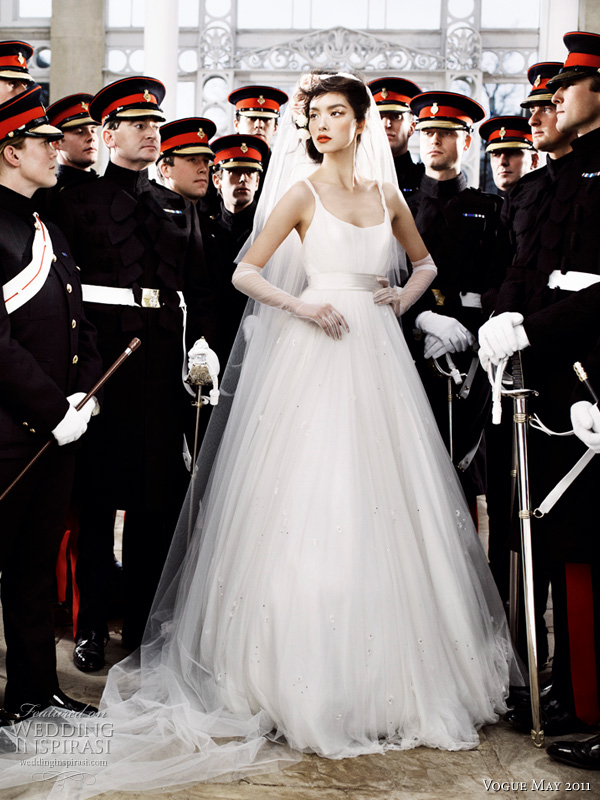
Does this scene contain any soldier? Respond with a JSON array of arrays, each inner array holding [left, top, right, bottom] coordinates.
[[0, 40, 33, 103], [45, 93, 99, 190], [479, 115, 538, 194], [479, 31, 600, 739], [0, 85, 101, 720], [367, 77, 424, 197], [208, 133, 268, 365], [157, 116, 216, 204], [229, 84, 288, 149], [405, 91, 503, 517], [54, 77, 215, 671]]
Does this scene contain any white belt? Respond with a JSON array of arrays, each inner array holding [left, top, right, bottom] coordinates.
[[307, 273, 380, 291], [82, 285, 163, 308], [460, 292, 482, 309], [547, 270, 600, 292], [82, 284, 193, 396]]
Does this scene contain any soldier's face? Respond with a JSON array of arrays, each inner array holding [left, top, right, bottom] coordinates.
[[420, 127, 470, 174], [53, 124, 98, 170], [528, 103, 575, 156], [380, 111, 416, 156], [213, 167, 259, 213], [103, 118, 161, 170], [160, 154, 212, 201], [490, 148, 537, 191], [234, 114, 277, 145], [0, 77, 29, 104], [553, 76, 600, 136], [15, 136, 58, 193]]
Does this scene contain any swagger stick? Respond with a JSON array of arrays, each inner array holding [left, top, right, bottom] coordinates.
[[0, 338, 141, 502]]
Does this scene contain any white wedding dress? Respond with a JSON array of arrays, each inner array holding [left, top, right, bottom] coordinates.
[[0, 163, 517, 800]]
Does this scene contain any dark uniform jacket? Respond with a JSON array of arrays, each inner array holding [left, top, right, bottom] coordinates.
[[405, 172, 503, 496], [0, 185, 101, 458], [394, 151, 424, 199], [495, 127, 600, 560], [54, 161, 215, 509], [203, 200, 256, 367]]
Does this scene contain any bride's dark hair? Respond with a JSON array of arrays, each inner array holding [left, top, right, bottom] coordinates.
[[296, 71, 370, 163]]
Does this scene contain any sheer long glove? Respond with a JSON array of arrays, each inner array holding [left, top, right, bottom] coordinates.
[[373, 254, 437, 316], [571, 401, 600, 453], [232, 261, 349, 340]]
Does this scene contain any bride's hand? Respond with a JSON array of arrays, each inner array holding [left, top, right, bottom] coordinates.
[[293, 302, 350, 340], [373, 277, 403, 316]]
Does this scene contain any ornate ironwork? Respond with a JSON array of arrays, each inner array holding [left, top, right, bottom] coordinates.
[[199, 24, 234, 70], [235, 27, 444, 73], [446, 26, 482, 71]]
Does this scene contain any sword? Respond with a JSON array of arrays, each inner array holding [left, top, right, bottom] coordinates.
[[0, 338, 141, 502], [500, 352, 544, 747]]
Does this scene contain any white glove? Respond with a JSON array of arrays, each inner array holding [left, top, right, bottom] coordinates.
[[416, 310, 475, 359], [233, 262, 349, 340], [478, 312, 530, 366], [571, 401, 600, 453], [52, 403, 89, 446], [67, 392, 98, 424]]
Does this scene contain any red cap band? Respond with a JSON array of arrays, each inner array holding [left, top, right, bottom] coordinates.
[[564, 52, 600, 69], [235, 96, 279, 113], [51, 102, 91, 128], [101, 92, 159, 122], [488, 128, 533, 143], [161, 132, 212, 152], [373, 90, 411, 105], [419, 105, 473, 124], [214, 145, 262, 164], [0, 54, 28, 69], [0, 104, 45, 139]]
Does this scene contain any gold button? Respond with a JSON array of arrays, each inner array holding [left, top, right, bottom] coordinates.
[[71, 319, 77, 328], [72, 355, 79, 364], [22, 421, 28, 427], [66, 283, 72, 293], [30, 428, 36, 434], [52, 255, 57, 263]]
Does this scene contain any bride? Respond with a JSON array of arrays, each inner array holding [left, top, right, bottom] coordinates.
[[0, 72, 519, 798]]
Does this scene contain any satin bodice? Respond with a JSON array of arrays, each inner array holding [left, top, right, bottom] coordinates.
[[302, 179, 393, 279]]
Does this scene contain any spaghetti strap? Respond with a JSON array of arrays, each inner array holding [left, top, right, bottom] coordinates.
[[303, 178, 320, 201], [375, 180, 389, 220]]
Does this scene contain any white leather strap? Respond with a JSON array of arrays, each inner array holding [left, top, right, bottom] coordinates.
[[547, 270, 600, 292], [3, 214, 54, 315]]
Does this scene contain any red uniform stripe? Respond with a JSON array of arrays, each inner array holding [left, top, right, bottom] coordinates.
[[565, 562, 600, 725]]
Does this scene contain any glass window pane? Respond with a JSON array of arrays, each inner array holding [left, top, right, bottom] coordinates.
[[179, 0, 199, 27], [108, 0, 131, 27], [386, 0, 442, 30], [19, 0, 51, 16], [238, 0, 292, 28], [313, 0, 367, 29], [131, 0, 145, 26], [177, 82, 196, 118], [481, 0, 540, 29]]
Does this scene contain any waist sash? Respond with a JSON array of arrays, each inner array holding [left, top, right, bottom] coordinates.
[[3, 214, 54, 315], [307, 273, 380, 291]]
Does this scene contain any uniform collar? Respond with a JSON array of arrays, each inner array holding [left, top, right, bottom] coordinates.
[[0, 183, 36, 219], [104, 160, 150, 193], [419, 171, 468, 198], [571, 125, 600, 154]]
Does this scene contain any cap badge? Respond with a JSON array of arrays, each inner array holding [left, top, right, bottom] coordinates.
[[240, 142, 249, 153], [143, 89, 151, 102], [81, 101, 89, 111], [17, 52, 25, 65], [381, 87, 388, 99], [257, 95, 265, 105], [197, 127, 205, 140], [431, 102, 439, 115], [499, 126, 506, 139], [533, 75, 541, 88]]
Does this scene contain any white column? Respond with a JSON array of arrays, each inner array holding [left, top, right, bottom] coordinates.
[[144, 0, 179, 121], [538, 0, 580, 62]]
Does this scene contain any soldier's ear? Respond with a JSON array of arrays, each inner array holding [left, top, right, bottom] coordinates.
[[463, 133, 472, 152], [102, 127, 115, 149], [531, 151, 540, 170], [1, 143, 22, 168]]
